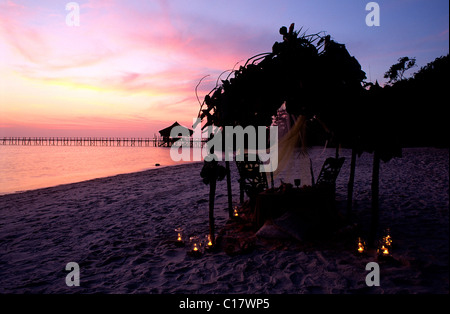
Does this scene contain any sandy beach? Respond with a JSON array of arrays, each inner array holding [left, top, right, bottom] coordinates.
[[0, 148, 448, 294]]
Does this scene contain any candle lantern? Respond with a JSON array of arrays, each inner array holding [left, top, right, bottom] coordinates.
[[174, 227, 185, 247], [378, 228, 393, 257], [383, 228, 393, 247], [189, 236, 202, 257], [377, 239, 391, 257], [205, 234, 214, 251], [357, 237, 366, 254], [233, 205, 239, 217], [378, 243, 390, 256]]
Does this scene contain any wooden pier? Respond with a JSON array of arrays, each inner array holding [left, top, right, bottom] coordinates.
[[0, 137, 206, 148]]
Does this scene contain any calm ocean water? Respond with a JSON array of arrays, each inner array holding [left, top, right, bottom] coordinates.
[[0, 145, 201, 195]]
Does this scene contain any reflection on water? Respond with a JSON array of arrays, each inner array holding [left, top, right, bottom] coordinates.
[[0, 145, 202, 195]]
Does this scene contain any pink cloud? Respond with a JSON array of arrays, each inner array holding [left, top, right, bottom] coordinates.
[[81, 0, 116, 10], [5, 0, 25, 9], [1, 0, 273, 95], [0, 0, 280, 137]]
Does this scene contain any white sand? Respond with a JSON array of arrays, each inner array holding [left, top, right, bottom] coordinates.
[[0, 148, 448, 294]]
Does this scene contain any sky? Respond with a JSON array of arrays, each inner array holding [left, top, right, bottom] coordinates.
[[0, 0, 448, 137]]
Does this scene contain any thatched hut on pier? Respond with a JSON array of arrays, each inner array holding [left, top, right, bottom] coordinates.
[[158, 122, 193, 147]]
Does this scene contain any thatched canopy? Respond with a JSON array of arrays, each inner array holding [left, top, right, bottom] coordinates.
[[198, 24, 401, 162]]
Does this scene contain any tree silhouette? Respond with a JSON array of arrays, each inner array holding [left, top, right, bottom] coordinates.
[[387, 53, 449, 147], [384, 56, 416, 84]]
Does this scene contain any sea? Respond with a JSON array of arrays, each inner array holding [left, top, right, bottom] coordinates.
[[0, 145, 202, 195]]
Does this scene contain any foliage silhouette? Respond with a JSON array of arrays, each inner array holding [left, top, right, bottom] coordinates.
[[384, 56, 416, 84]]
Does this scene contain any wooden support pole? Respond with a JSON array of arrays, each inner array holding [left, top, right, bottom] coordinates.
[[208, 134, 217, 246], [209, 176, 217, 246], [346, 148, 357, 217], [225, 161, 233, 218], [239, 180, 244, 204], [369, 150, 380, 247]]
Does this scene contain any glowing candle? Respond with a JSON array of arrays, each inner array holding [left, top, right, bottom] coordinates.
[[205, 234, 214, 251], [207, 236, 213, 247], [189, 236, 202, 256], [175, 228, 184, 247], [383, 228, 393, 247], [385, 234, 392, 246], [357, 237, 365, 254]]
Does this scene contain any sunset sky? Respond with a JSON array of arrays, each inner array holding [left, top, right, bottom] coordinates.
[[0, 0, 448, 137]]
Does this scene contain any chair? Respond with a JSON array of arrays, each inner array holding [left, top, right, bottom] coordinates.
[[313, 157, 345, 187], [236, 153, 270, 204]]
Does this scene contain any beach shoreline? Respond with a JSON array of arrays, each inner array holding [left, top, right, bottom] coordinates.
[[0, 148, 448, 294], [0, 161, 202, 197]]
